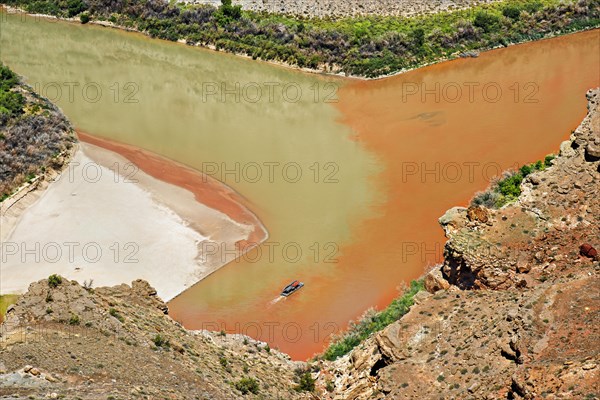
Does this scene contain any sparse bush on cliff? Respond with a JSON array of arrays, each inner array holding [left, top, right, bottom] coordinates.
[[322, 279, 424, 360], [471, 155, 555, 208], [294, 369, 316, 392], [69, 314, 80, 325], [234, 377, 260, 395], [153, 333, 170, 349], [109, 308, 124, 323], [48, 274, 63, 288]]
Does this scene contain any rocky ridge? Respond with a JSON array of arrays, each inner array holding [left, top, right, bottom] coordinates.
[[0, 278, 311, 399], [315, 88, 600, 399]]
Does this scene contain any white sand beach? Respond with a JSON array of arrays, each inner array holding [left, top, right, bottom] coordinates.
[[0, 143, 256, 301]]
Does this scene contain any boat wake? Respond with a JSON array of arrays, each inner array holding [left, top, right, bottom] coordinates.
[[269, 296, 284, 305]]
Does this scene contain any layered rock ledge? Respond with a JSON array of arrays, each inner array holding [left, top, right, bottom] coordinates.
[[316, 89, 599, 399]]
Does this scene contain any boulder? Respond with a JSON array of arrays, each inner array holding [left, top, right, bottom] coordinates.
[[467, 205, 490, 224], [579, 243, 598, 260], [439, 207, 467, 236], [585, 143, 600, 161], [424, 267, 450, 293]]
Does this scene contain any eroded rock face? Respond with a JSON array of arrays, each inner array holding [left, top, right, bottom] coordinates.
[[439, 89, 600, 291], [424, 266, 450, 293], [317, 89, 600, 399]]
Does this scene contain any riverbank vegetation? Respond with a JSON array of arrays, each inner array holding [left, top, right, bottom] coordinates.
[[0, 63, 75, 202], [3, 0, 599, 77], [321, 279, 424, 361], [472, 155, 555, 208]]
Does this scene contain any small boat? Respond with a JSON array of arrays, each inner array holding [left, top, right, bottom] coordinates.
[[281, 280, 304, 297]]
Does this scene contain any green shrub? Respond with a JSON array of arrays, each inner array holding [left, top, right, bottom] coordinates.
[[215, 0, 242, 25], [109, 308, 124, 323], [326, 380, 335, 392], [294, 370, 315, 392], [153, 334, 170, 348], [473, 11, 501, 32], [503, 5, 521, 20], [473, 154, 557, 208], [0, 63, 19, 91], [234, 377, 260, 395], [67, 0, 86, 17], [323, 280, 424, 360], [48, 274, 62, 288], [69, 314, 80, 325], [0, 90, 25, 118], [498, 172, 523, 197], [80, 13, 90, 24]]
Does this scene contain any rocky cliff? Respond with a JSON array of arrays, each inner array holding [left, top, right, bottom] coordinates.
[[0, 278, 311, 399], [315, 88, 599, 399]]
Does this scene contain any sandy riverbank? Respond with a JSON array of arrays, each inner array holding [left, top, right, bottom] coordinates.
[[0, 141, 265, 301]]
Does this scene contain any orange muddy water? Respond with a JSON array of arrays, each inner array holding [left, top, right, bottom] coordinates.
[[171, 29, 600, 359]]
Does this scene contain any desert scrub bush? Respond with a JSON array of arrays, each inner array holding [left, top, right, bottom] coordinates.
[[109, 308, 124, 323], [323, 279, 424, 360], [294, 369, 316, 392], [234, 377, 260, 395], [152, 334, 170, 349], [471, 155, 555, 208], [47, 274, 62, 288], [326, 379, 335, 392], [69, 314, 80, 325], [219, 356, 232, 373]]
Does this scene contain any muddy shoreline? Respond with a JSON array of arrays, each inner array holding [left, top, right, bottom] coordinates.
[[76, 131, 268, 248], [1, 132, 268, 301]]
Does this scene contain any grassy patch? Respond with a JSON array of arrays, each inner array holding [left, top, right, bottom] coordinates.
[[322, 279, 424, 360]]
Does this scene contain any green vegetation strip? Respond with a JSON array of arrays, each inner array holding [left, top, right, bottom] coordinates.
[[0, 63, 25, 119], [472, 155, 555, 208], [4, 0, 599, 77], [0, 63, 75, 201], [322, 279, 424, 361]]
